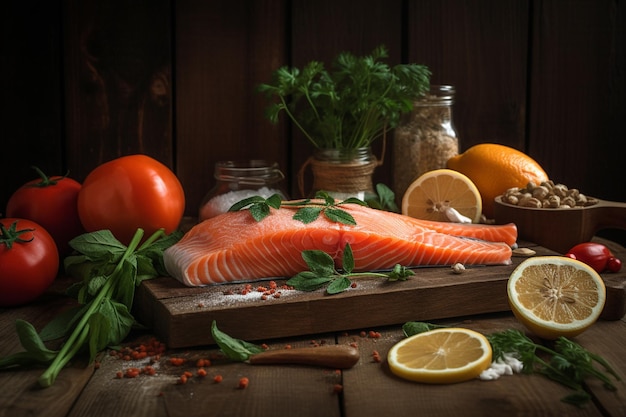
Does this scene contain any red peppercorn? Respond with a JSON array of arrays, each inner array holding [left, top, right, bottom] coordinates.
[[238, 377, 249, 389]]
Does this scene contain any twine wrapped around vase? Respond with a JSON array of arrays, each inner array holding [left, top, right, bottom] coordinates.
[[298, 145, 385, 198]]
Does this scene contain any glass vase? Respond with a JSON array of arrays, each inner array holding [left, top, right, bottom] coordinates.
[[304, 147, 378, 201]]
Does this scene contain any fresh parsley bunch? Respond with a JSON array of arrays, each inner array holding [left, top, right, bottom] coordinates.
[[258, 45, 431, 150]]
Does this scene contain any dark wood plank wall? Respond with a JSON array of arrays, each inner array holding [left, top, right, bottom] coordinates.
[[2, 0, 625, 241]]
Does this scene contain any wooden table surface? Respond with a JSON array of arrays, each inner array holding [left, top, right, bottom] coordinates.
[[1, 243, 625, 417]]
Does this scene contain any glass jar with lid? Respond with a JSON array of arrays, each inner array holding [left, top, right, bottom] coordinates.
[[392, 85, 459, 198], [199, 160, 289, 221]]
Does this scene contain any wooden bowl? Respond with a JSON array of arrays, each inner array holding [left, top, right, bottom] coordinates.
[[493, 196, 626, 254]]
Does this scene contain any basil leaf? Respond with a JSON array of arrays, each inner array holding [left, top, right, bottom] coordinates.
[[327, 277, 352, 294], [324, 207, 357, 225], [342, 243, 354, 274], [402, 321, 446, 337], [228, 195, 266, 212], [301, 250, 335, 276], [39, 305, 88, 341], [211, 321, 264, 362], [249, 203, 271, 222], [265, 193, 283, 209], [287, 272, 333, 291], [293, 206, 322, 224], [341, 197, 368, 206], [69, 230, 126, 260]]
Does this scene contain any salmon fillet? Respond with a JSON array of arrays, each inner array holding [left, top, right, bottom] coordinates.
[[164, 203, 517, 286]]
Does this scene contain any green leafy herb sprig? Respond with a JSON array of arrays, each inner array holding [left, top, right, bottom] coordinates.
[[487, 329, 621, 407], [0, 228, 182, 387], [229, 191, 367, 224], [210, 321, 264, 362], [365, 183, 399, 212], [258, 45, 431, 150], [403, 322, 621, 408], [287, 243, 413, 294]]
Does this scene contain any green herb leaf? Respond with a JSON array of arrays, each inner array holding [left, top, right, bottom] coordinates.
[[250, 202, 271, 222], [324, 207, 356, 225], [39, 305, 88, 342], [366, 183, 399, 212], [0, 320, 58, 369], [293, 206, 323, 224], [68, 230, 126, 261], [287, 272, 334, 292], [301, 250, 336, 276], [228, 195, 266, 212], [211, 321, 264, 362], [402, 321, 447, 338], [387, 264, 414, 281], [327, 277, 352, 294], [342, 243, 354, 274], [265, 193, 283, 209]]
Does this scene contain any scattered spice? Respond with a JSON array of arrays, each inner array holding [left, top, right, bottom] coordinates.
[[110, 337, 166, 362], [220, 280, 294, 302], [124, 367, 141, 378], [214, 375, 223, 383], [372, 350, 382, 363], [169, 357, 185, 366], [196, 358, 212, 367], [368, 330, 382, 339], [237, 377, 249, 389]]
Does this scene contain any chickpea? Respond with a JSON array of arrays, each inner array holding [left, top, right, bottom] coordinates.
[[500, 179, 597, 210]]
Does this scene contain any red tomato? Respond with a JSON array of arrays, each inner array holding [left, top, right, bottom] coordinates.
[[6, 167, 84, 256], [565, 242, 616, 273], [0, 218, 59, 307], [77, 154, 185, 245], [607, 256, 622, 273]]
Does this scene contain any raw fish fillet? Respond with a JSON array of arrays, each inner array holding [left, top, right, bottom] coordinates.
[[164, 203, 517, 286]]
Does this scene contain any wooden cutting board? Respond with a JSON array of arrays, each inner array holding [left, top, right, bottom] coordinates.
[[134, 240, 626, 348]]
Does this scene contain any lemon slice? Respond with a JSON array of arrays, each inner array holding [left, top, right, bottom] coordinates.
[[507, 256, 606, 340], [401, 169, 482, 223], [387, 328, 492, 384]]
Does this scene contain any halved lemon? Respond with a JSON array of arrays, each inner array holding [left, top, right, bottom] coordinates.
[[387, 328, 492, 384], [507, 256, 606, 340], [401, 169, 482, 223]]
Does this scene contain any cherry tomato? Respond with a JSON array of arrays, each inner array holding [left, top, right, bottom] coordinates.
[[0, 218, 59, 307], [565, 242, 619, 273], [607, 256, 622, 273], [77, 154, 185, 245], [6, 166, 84, 255]]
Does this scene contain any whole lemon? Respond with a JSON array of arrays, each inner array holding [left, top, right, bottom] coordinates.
[[447, 143, 549, 218]]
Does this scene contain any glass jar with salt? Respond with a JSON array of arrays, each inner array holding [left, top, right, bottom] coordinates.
[[199, 160, 289, 221], [392, 85, 459, 198]]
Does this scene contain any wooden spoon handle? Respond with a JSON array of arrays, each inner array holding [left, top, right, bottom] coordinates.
[[249, 344, 360, 369], [592, 200, 626, 233]]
